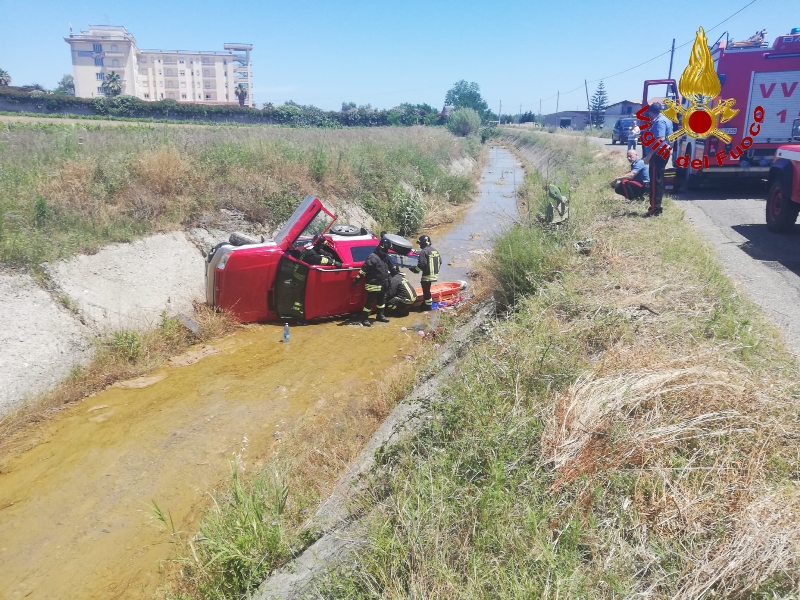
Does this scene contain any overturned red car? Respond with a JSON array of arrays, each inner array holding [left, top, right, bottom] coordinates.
[[205, 195, 417, 323]]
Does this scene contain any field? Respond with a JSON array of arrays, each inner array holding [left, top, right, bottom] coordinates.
[[308, 131, 800, 598], [0, 122, 479, 268]]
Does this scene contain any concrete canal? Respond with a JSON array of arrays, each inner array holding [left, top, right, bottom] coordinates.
[[0, 146, 522, 600]]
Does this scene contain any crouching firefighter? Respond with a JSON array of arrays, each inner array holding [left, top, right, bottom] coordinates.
[[385, 271, 417, 317], [410, 235, 441, 310], [351, 237, 395, 326]]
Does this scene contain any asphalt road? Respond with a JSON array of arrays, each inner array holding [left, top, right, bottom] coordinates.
[[585, 135, 800, 355]]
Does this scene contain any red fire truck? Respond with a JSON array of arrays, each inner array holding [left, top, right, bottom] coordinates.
[[645, 29, 800, 189]]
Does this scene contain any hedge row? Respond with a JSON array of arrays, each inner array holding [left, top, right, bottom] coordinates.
[[0, 90, 446, 128]]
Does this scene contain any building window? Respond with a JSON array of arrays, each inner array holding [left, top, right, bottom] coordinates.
[[158, 70, 162, 75], [202, 58, 210, 64], [160, 82, 163, 87], [181, 94, 187, 99], [97, 87, 104, 94], [112, 59, 120, 67], [94, 57, 104, 66], [165, 69, 173, 76], [203, 70, 211, 77], [223, 60, 227, 65], [93, 43, 102, 52], [160, 93, 163, 99], [96, 73, 104, 81], [180, 82, 186, 88], [139, 68, 147, 75], [179, 70, 185, 76], [179, 59, 185, 64], [190, 71, 194, 76], [197, 82, 201, 87], [110, 44, 118, 52], [206, 94, 211, 100], [144, 93, 149, 99], [204, 82, 211, 88]]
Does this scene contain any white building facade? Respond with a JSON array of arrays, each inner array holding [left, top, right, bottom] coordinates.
[[65, 25, 254, 107]]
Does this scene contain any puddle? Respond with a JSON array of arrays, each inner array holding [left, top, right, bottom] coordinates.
[[0, 146, 521, 600]]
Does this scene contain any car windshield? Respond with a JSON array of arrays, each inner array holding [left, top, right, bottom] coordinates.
[[621, 119, 637, 128], [291, 210, 336, 248]]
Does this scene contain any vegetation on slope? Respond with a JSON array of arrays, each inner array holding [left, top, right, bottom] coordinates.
[[0, 123, 478, 267], [314, 132, 800, 598]]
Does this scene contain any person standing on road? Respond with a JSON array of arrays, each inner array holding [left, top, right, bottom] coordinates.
[[642, 102, 673, 217], [351, 237, 393, 326], [409, 235, 441, 310], [610, 149, 649, 200], [628, 122, 641, 150]]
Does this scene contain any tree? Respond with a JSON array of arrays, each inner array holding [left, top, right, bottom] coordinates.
[[55, 74, 75, 96], [444, 80, 489, 120], [234, 84, 248, 107], [0, 69, 10, 86], [341, 101, 356, 111], [446, 108, 482, 137], [101, 71, 122, 97], [588, 81, 609, 128]]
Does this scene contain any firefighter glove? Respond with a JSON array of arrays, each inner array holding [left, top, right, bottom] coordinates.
[[352, 276, 361, 287], [334, 261, 342, 268]]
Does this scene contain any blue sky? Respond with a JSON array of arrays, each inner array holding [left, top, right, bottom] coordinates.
[[0, 0, 795, 113]]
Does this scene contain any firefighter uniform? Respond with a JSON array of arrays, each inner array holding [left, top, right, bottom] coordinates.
[[299, 235, 341, 267], [410, 235, 441, 310], [386, 272, 417, 317], [352, 238, 393, 326]]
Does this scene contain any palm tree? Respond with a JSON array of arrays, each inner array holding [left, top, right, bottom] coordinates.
[[234, 83, 248, 107], [0, 69, 11, 86], [101, 71, 122, 97]]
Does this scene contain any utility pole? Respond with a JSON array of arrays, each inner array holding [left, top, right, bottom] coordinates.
[[555, 92, 560, 128], [668, 38, 676, 80], [539, 98, 542, 126], [519, 103, 522, 125], [585, 79, 592, 131], [498, 100, 502, 125]]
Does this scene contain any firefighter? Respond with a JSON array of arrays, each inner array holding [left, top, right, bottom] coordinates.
[[351, 237, 393, 326], [410, 235, 441, 310], [385, 271, 417, 317], [299, 234, 342, 267]]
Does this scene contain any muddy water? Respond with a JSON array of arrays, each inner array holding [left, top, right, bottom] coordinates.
[[430, 145, 523, 282], [0, 146, 521, 600]]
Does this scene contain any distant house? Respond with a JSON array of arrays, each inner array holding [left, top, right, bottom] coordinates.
[[543, 110, 589, 129], [604, 100, 642, 125]]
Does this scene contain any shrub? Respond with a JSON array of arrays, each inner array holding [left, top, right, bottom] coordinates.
[[446, 108, 482, 137]]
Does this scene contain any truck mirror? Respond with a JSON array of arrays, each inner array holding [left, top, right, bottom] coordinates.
[[793, 119, 800, 142]]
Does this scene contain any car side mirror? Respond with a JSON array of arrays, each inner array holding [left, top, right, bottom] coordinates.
[[792, 119, 800, 142]]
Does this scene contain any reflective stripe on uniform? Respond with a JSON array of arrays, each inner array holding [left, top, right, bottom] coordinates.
[[399, 280, 415, 303], [377, 304, 385, 309], [365, 284, 382, 292], [421, 275, 438, 282]]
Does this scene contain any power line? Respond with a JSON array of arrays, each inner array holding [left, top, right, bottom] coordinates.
[[526, 0, 760, 110]]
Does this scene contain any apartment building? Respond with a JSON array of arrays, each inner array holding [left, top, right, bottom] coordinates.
[[64, 25, 254, 107]]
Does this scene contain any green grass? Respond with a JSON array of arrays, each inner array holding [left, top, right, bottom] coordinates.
[[0, 123, 478, 268], [311, 132, 800, 598]]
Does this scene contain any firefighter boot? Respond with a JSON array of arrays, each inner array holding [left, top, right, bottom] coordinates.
[[376, 308, 390, 323], [361, 314, 372, 327]]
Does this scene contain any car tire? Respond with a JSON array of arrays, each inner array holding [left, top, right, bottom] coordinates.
[[611, 138, 616, 145], [229, 232, 261, 246], [766, 178, 799, 233], [329, 224, 361, 236]]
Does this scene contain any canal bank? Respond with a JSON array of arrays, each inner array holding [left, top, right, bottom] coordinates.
[[0, 146, 522, 600]]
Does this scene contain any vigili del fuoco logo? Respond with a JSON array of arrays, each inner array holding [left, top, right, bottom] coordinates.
[[636, 27, 765, 167]]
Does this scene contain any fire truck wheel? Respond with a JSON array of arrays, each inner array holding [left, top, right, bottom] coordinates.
[[330, 224, 361, 236], [766, 179, 799, 233], [686, 174, 703, 190]]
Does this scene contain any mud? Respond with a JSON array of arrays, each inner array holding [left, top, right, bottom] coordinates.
[[0, 318, 424, 600]]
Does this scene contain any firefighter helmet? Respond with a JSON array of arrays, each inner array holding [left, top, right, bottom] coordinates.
[[417, 235, 431, 247], [378, 237, 392, 251], [312, 233, 328, 247]]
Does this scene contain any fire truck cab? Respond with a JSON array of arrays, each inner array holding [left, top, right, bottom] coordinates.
[[676, 29, 800, 189], [766, 118, 800, 232]]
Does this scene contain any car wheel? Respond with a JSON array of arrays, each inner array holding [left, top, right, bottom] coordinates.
[[766, 178, 799, 233], [229, 232, 261, 246], [329, 224, 361, 236], [611, 138, 616, 145]]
